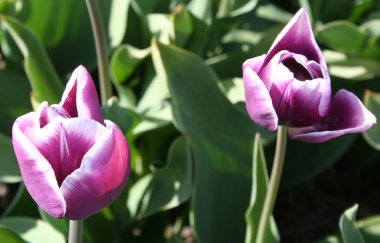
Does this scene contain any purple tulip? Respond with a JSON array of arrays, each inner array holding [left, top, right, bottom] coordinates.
[[12, 66, 130, 219], [243, 8, 376, 142]]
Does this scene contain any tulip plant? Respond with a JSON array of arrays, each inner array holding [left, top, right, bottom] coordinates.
[[1, 1, 380, 243]]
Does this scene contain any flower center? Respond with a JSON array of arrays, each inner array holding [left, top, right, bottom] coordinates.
[[282, 58, 312, 81]]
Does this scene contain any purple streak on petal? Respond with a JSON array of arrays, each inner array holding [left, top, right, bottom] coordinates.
[[23, 119, 63, 185], [12, 113, 66, 218], [289, 89, 376, 143], [37, 102, 71, 128], [283, 78, 331, 126], [243, 67, 278, 131], [262, 52, 294, 111], [60, 65, 104, 124], [265, 8, 325, 67], [61, 120, 130, 220]]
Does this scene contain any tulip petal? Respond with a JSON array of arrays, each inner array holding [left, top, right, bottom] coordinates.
[[289, 90, 377, 143], [60, 120, 130, 219], [283, 77, 331, 126], [60, 65, 104, 124], [265, 8, 325, 67], [12, 113, 66, 218], [243, 67, 278, 131]]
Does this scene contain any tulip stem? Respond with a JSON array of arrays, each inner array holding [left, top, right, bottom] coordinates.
[[85, 0, 112, 105], [256, 126, 287, 243], [68, 220, 83, 243]]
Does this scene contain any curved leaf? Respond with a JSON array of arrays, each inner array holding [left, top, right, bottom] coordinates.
[[0, 15, 63, 103]]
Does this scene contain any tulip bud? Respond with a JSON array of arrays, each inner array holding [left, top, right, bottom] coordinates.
[[12, 65, 130, 219]]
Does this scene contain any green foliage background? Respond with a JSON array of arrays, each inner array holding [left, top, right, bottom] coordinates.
[[1, 0, 380, 242]]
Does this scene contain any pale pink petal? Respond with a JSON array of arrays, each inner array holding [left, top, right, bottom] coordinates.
[[243, 67, 278, 131], [12, 113, 66, 218], [60, 65, 104, 124], [60, 120, 130, 219]]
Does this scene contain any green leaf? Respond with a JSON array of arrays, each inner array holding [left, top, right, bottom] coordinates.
[[245, 134, 279, 243], [110, 44, 150, 84], [318, 21, 367, 55], [0, 217, 65, 243], [128, 136, 192, 219], [363, 90, 380, 150], [187, 0, 212, 24], [0, 226, 24, 243], [38, 207, 68, 236], [281, 135, 356, 188], [357, 215, 380, 242], [339, 204, 364, 243], [0, 132, 21, 183], [13, 0, 112, 75], [0, 67, 32, 135], [109, 0, 131, 48], [152, 39, 254, 243], [216, 0, 258, 18], [170, 5, 193, 47], [0, 15, 63, 103]]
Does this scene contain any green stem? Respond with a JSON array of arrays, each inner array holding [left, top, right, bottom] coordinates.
[[68, 220, 83, 243], [256, 126, 287, 243], [85, 0, 112, 105]]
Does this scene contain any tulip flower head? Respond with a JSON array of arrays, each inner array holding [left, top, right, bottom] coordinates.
[[243, 8, 376, 142], [12, 66, 130, 219]]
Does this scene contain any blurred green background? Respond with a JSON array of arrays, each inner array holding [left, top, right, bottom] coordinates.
[[1, 0, 380, 242]]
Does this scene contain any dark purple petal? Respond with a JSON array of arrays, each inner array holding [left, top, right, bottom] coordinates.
[[12, 113, 66, 218], [60, 65, 104, 124], [281, 78, 331, 126], [61, 120, 130, 220], [289, 90, 376, 143], [265, 8, 325, 67], [243, 67, 278, 131]]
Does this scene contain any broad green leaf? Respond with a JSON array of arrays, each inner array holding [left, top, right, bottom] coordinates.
[[280, 135, 356, 188], [146, 14, 172, 44], [152, 40, 254, 243], [245, 134, 279, 243], [38, 207, 68, 236], [187, 0, 212, 24], [363, 90, 380, 150], [318, 21, 367, 55], [110, 44, 150, 84], [0, 132, 21, 183], [328, 59, 380, 80], [0, 217, 65, 243], [0, 67, 32, 135], [0, 15, 63, 103], [131, 0, 160, 16], [318, 214, 380, 243], [0, 226, 24, 243], [357, 215, 380, 242], [109, 0, 131, 48], [216, 0, 258, 18], [128, 136, 192, 219], [0, 0, 19, 15], [2, 184, 39, 218], [12, 0, 112, 75], [170, 5, 193, 47], [256, 4, 292, 24], [339, 204, 364, 243]]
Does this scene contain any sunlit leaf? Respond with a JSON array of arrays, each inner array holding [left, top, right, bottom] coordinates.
[[0, 15, 63, 103], [339, 204, 364, 243], [245, 134, 279, 243]]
